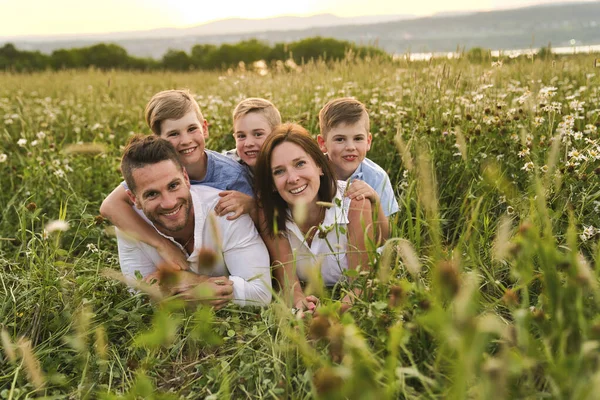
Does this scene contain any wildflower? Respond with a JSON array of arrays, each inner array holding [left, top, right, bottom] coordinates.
[[517, 148, 530, 158], [54, 169, 65, 178], [30, 140, 38, 147], [36, 131, 46, 139], [580, 225, 598, 242], [0, 153, 6, 163], [522, 162, 535, 172], [17, 138, 27, 147], [540, 165, 549, 173], [86, 243, 99, 253], [506, 206, 515, 215]]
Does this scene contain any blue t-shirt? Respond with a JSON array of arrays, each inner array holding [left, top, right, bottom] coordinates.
[[122, 150, 253, 196], [189, 150, 253, 195], [349, 158, 399, 217]]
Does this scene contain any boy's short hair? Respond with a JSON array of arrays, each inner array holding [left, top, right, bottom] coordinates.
[[121, 134, 183, 193], [233, 98, 281, 130], [145, 89, 204, 135], [318, 97, 370, 138]]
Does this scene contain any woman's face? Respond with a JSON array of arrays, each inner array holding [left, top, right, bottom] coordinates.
[[270, 141, 322, 207]]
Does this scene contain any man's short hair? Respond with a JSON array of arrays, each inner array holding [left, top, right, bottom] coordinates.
[[318, 97, 370, 138], [233, 98, 281, 130], [121, 134, 183, 193], [145, 89, 204, 136]]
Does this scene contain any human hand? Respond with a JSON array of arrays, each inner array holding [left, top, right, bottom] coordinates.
[[157, 239, 189, 271], [172, 273, 234, 309], [345, 180, 379, 205], [143, 271, 162, 285], [215, 191, 255, 220], [292, 293, 319, 318]]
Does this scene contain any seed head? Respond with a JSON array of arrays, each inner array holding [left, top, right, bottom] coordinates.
[[389, 285, 405, 308], [313, 367, 343, 396], [502, 289, 519, 307], [197, 247, 217, 268], [309, 315, 331, 340]]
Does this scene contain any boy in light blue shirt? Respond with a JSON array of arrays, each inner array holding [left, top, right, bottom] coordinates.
[[317, 97, 399, 240]]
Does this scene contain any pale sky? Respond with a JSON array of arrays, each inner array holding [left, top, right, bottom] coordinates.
[[0, 0, 593, 37]]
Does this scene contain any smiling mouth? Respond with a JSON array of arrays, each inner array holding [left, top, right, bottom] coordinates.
[[289, 184, 307, 194], [162, 204, 182, 216], [342, 155, 358, 161], [244, 151, 259, 157], [180, 147, 197, 155]]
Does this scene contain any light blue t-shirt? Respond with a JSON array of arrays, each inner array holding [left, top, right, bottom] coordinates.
[[122, 150, 253, 196], [189, 150, 253, 195], [349, 158, 399, 217]]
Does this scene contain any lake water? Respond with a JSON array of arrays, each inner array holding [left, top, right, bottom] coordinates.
[[396, 44, 600, 61]]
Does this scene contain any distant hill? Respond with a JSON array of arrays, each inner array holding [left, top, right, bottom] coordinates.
[[4, 2, 600, 58], [1, 13, 412, 42]]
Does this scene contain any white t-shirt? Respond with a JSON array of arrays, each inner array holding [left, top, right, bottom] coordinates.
[[284, 181, 352, 286], [116, 185, 272, 307]]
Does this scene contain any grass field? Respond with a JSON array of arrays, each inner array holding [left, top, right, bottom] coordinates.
[[1, 54, 600, 399]]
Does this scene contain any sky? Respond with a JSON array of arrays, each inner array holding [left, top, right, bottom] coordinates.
[[0, 0, 594, 38]]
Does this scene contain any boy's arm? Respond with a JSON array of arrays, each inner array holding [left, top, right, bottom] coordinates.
[[215, 190, 257, 222], [342, 197, 374, 311], [100, 184, 189, 271], [345, 180, 389, 242]]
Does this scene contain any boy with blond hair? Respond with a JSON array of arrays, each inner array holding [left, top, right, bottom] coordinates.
[[317, 97, 399, 238], [223, 97, 281, 169], [216, 97, 282, 221], [101, 89, 253, 271]]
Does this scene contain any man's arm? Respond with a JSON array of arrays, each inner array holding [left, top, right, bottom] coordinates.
[[116, 227, 161, 280], [219, 213, 272, 306]]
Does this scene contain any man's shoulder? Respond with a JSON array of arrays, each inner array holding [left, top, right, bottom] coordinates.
[[190, 184, 221, 206]]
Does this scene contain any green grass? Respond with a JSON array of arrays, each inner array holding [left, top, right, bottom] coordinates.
[[1, 54, 600, 399]]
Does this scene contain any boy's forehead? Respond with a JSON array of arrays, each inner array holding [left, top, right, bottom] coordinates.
[[160, 110, 202, 133], [327, 119, 369, 135]]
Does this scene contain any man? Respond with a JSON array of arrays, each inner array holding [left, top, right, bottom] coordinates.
[[116, 134, 272, 308]]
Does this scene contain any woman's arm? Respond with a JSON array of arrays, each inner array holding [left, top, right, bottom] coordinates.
[[100, 184, 189, 270], [257, 209, 317, 312]]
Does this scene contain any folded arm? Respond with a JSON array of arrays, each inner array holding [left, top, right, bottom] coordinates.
[[220, 213, 273, 306]]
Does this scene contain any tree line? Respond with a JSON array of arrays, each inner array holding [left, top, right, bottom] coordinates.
[[0, 37, 389, 72]]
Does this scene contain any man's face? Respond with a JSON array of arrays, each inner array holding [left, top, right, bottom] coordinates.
[[160, 110, 209, 167], [317, 114, 372, 181], [128, 160, 193, 236]]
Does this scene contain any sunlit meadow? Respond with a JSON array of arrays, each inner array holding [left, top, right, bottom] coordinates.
[[1, 53, 600, 399]]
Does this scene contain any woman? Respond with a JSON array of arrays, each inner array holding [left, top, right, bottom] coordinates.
[[254, 123, 374, 312]]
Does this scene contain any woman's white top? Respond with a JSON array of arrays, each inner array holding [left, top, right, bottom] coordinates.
[[285, 181, 351, 286]]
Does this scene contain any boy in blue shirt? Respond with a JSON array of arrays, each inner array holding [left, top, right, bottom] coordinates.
[[317, 97, 399, 239], [101, 89, 252, 270]]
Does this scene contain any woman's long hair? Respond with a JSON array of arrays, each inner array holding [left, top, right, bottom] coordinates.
[[254, 123, 337, 237]]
